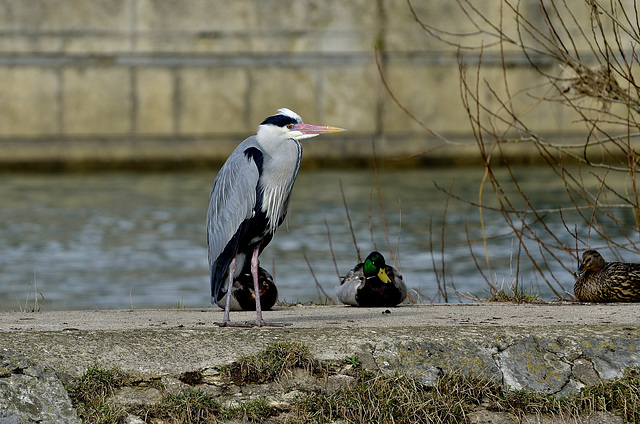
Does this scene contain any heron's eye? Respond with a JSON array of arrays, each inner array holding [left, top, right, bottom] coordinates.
[[286, 124, 294, 130]]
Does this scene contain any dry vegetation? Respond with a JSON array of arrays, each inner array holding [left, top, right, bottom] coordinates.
[[220, 341, 325, 385], [66, 342, 640, 424], [394, 0, 640, 300]]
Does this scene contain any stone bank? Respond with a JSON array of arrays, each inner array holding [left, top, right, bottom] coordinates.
[[2, 304, 639, 422], [1, 304, 639, 396]]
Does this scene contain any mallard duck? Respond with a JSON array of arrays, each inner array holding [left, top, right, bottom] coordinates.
[[336, 251, 407, 307], [574, 249, 640, 302], [216, 266, 278, 311]]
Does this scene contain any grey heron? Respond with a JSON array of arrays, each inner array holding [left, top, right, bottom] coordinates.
[[207, 108, 345, 327], [335, 251, 407, 307]]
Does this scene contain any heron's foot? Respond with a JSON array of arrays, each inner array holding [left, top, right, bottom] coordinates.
[[252, 320, 293, 327], [214, 321, 255, 327], [214, 320, 292, 327]]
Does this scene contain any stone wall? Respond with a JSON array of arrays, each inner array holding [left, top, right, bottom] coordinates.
[[0, 0, 619, 168]]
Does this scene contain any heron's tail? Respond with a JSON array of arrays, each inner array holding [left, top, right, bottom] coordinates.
[[210, 260, 231, 304]]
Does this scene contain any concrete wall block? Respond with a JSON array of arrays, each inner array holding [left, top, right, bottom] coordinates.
[[62, 67, 132, 135], [0, 1, 132, 53], [0, 36, 64, 53], [517, 1, 599, 53], [136, 0, 377, 54], [321, 64, 378, 132], [250, 0, 377, 53], [134, 33, 251, 54], [0, 0, 131, 32], [384, 0, 469, 52], [315, 30, 379, 53], [64, 36, 133, 54], [247, 67, 318, 127], [468, 66, 588, 135], [178, 67, 248, 134], [252, 0, 374, 32], [249, 31, 378, 54], [136, 68, 174, 134], [249, 34, 319, 54], [381, 62, 588, 136], [504, 67, 583, 134], [381, 63, 469, 134], [137, 0, 255, 32], [0, 67, 59, 136], [387, 0, 599, 57], [383, 0, 514, 53]]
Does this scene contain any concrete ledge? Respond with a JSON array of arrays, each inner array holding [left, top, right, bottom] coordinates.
[[1, 304, 639, 397]]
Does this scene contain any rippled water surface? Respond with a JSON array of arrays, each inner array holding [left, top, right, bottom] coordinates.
[[0, 167, 632, 311]]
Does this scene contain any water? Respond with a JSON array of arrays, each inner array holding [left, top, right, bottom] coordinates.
[[0, 167, 636, 311]]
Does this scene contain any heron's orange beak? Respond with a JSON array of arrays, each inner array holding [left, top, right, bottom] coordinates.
[[293, 124, 346, 135]]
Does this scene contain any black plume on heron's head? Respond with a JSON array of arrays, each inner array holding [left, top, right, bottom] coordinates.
[[260, 108, 303, 127]]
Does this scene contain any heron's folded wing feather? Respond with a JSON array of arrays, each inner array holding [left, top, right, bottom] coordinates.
[[207, 140, 260, 266]]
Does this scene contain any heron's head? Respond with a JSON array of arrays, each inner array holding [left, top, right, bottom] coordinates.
[[363, 251, 392, 283], [257, 108, 345, 143]]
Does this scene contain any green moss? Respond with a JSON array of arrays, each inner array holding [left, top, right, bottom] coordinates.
[[598, 341, 616, 350]]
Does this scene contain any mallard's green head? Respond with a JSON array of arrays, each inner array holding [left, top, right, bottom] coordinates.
[[363, 251, 392, 283]]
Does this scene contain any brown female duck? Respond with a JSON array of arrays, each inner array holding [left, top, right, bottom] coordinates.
[[574, 249, 640, 302]]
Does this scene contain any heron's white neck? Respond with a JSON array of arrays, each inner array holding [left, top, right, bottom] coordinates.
[[255, 128, 303, 232]]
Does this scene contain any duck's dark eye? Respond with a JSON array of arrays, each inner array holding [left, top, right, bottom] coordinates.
[[286, 124, 294, 130]]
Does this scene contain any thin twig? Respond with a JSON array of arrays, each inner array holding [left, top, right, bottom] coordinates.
[[370, 137, 399, 270], [303, 250, 332, 302], [324, 219, 342, 285], [340, 179, 361, 263]]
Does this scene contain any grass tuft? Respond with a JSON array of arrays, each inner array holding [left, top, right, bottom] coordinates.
[[140, 389, 221, 424], [293, 371, 502, 423], [293, 366, 640, 423], [12, 274, 46, 312], [575, 367, 640, 423], [223, 341, 324, 384], [488, 288, 539, 303], [140, 390, 277, 423], [220, 398, 274, 422], [67, 365, 133, 424]]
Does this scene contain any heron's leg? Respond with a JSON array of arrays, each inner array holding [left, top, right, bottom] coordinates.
[[251, 245, 264, 324], [222, 257, 235, 323], [214, 257, 241, 327], [250, 245, 291, 327], [216, 247, 290, 328]]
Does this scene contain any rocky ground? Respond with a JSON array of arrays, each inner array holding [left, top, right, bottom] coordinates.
[[1, 303, 638, 423]]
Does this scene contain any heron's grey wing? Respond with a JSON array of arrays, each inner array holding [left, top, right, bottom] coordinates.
[[207, 140, 260, 283]]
